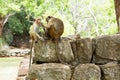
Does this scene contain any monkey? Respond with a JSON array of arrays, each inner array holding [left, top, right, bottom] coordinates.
[[42, 16, 64, 40], [29, 18, 44, 67], [42, 16, 64, 63]]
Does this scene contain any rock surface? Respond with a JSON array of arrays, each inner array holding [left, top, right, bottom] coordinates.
[[17, 56, 30, 80], [100, 62, 120, 80], [26, 63, 71, 80], [17, 56, 29, 76], [70, 38, 92, 65], [33, 38, 74, 63], [18, 34, 120, 80], [0, 48, 30, 57], [72, 64, 101, 80], [93, 34, 120, 64]]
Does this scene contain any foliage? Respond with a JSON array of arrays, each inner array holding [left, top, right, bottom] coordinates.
[[67, 0, 117, 37], [0, 0, 20, 17], [0, 0, 117, 38], [7, 9, 31, 35], [0, 38, 6, 49], [3, 25, 13, 44]]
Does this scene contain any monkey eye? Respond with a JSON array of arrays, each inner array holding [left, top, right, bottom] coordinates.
[[48, 16, 51, 18]]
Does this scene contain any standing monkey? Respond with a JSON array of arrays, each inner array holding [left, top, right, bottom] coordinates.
[[29, 18, 44, 67], [42, 16, 64, 63]]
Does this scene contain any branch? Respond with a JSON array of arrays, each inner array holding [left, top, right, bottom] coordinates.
[[69, 0, 79, 34], [88, 0, 99, 36], [3, 12, 16, 26], [51, 0, 63, 18], [26, 12, 34, 23]]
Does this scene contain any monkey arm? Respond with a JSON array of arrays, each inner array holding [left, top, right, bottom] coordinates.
[[41, 23, 45, 28], [41, 23, 48, 33], [45, 21, 53, 29], [36, 33, 44, 41], [40, 23, 49, 28], [45, 25, 51, 29]]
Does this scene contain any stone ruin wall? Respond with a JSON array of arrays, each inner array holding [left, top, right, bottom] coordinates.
[[26, 34, 120, 80]]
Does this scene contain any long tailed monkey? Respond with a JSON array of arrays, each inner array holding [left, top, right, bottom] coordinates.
[[29, 18, 44, 67]]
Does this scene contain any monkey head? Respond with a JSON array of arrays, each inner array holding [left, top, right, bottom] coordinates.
[[35, 18, 42, 26], [46, 16, 53, 23]]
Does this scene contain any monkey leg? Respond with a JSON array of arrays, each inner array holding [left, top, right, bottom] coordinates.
[[29, 40, 34, 68], [55, 41, 64, 63]]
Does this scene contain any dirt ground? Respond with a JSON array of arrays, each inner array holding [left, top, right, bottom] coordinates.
[[0, 67, 19, 80], [0, 57, 23, 80], [0, 35, 30, 80]]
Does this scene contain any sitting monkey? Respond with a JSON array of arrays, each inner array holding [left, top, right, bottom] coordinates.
[[42, 16, 64, 63], [29, 18, 44, 67]]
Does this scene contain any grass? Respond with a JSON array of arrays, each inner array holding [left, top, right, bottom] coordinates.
[[0, 57, 22, 67]]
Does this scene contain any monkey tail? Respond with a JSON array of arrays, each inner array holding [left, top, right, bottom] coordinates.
[[55, 41, 59, 62], [29, 39, 34, 68], [55, 41, 63, 63]]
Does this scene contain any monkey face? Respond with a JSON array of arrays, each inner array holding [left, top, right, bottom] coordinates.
[[35, 18, 42, 26]]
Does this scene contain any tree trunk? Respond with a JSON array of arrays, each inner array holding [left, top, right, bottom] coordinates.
[[0, 20, 3, 37], [0, 13, 15, 38], [114, 0, 120, 32], [0, 27, 3, 37]]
